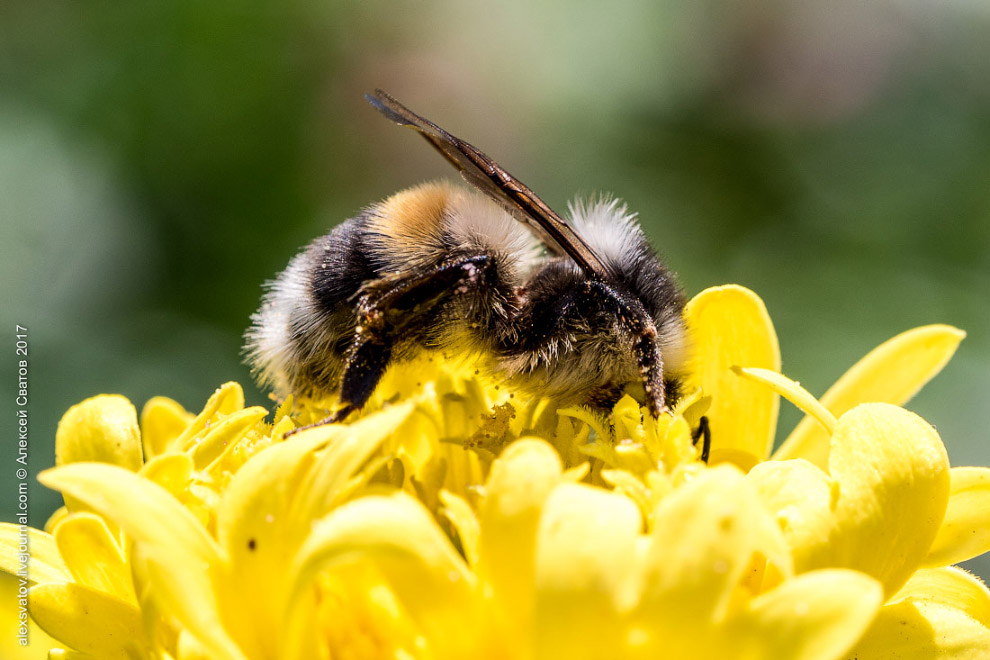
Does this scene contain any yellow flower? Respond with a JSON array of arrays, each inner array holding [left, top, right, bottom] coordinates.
[[288, 441, 883, 660], [2, 387, 883, 659], [0, 284, 987, 659], [684, 285, 990, 656]]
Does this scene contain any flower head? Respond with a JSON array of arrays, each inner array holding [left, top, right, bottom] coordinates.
[[2, 285, 988, 659]]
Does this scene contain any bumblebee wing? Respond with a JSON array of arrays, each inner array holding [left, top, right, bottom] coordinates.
[[366, 89, 610, 280]]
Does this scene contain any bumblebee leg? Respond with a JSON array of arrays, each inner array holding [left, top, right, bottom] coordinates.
[[337, 254, 494, 416], [630, 332, 666, 417], [691, 415, 711, 463], [282, 256, 493, 438], [283, 403, 358, 438], [282, 255, 494, 439]]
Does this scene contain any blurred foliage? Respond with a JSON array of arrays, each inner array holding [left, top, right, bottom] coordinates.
[[1, 0, 988, 580]]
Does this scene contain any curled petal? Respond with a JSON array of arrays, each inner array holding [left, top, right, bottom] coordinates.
[[925, 467, 990, 567], [172, 383, 245, 451], [136, 546, 248, 660], [776, 325, 964, 469], [683, 285, 781, 461], [0, 524, 69, 584], [54, 513, 134, 604], [55, 395, 142, 471], [439, 490, 480, 567], [534, 483, 642, 658], [190, 407, 268, 470], [735, 367, 836, 435], [729, 569, 883, 660], [29, 582, 144, 660], [140, 396, 193, 460], [286, 492, 476, 660], [895, 567, 990, 630], [215, 428, 341, 659], [813, 404, 949, 597], [634, 465, 791, 655], [477, 438, 563, 646], [747, 459, 836, 571], [214, 406, 412, 660], [39, 463, 223, 567], [139, 452, 194, 497], [848, 599, 990, 660], [290, 402, 415, 523]]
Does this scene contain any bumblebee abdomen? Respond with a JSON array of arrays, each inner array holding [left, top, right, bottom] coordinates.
[[365, 181, 540, 275], [246, 182, 540, 402], [245, 215, 375, 399]]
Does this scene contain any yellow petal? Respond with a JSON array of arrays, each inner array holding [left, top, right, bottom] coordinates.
[[734, 367, 836, 435], [707, 447, 761, 472], [140, 396, 193, 460], [0, 524, 69, 584], [310, 563, 423, 660], [683, 285, 781, 461], [557, 405, 612, 444], [214, 429, 335, 660], [775, 325, 965, 469], [45, 507, 69, 535], [0, 572, 60, 659], [895, 567, 990, 630], [601, 468, 652, 521], [38, 463, 223, 567], [612, 395, 647, 445], [634, 465, 791, 655], [270, 413, 295, 442], [189, 406, 268, 470], [139, 453, 194, 497], [439, 490, 480, 567], [171, 383, 244, 451], [801, 404, 949, 597], [926, 467, 990, 567], [534, 483, 642, 659], [289, 402, 414, 524], [55, 395, 142, 471], [848, 599, 990, 660], [729, 569, 883, 660], [29, 582, 144, 659], [286, 492, 476, 660], [477, 438, 563, 646], [747, 459, 836, 571], [136, 546, 248, 660], [53, 513, 133, 604]]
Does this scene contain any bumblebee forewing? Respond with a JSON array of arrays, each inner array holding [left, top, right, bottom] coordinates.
[[366, 89, 611, 281]]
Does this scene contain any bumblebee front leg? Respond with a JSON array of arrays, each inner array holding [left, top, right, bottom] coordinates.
[[286, 255, 494, 436]]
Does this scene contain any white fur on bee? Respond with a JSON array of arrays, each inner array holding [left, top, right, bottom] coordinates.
[[568, 195, 688, 374], [568, 196, 643, 268], [244, 250, 314, 396], [496, 195, 689, 395]]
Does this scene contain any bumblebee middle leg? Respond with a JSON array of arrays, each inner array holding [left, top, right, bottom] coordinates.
[[287, 254, 495, 436]]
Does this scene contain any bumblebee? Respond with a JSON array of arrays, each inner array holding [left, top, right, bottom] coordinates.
[[245, 90, 689, 436]]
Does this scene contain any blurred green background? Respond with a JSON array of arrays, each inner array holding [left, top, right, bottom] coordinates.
[[2, 0, 988, 581]]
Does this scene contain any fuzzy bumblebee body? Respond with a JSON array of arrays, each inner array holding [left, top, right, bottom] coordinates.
[[245, 91, 688, 427]]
